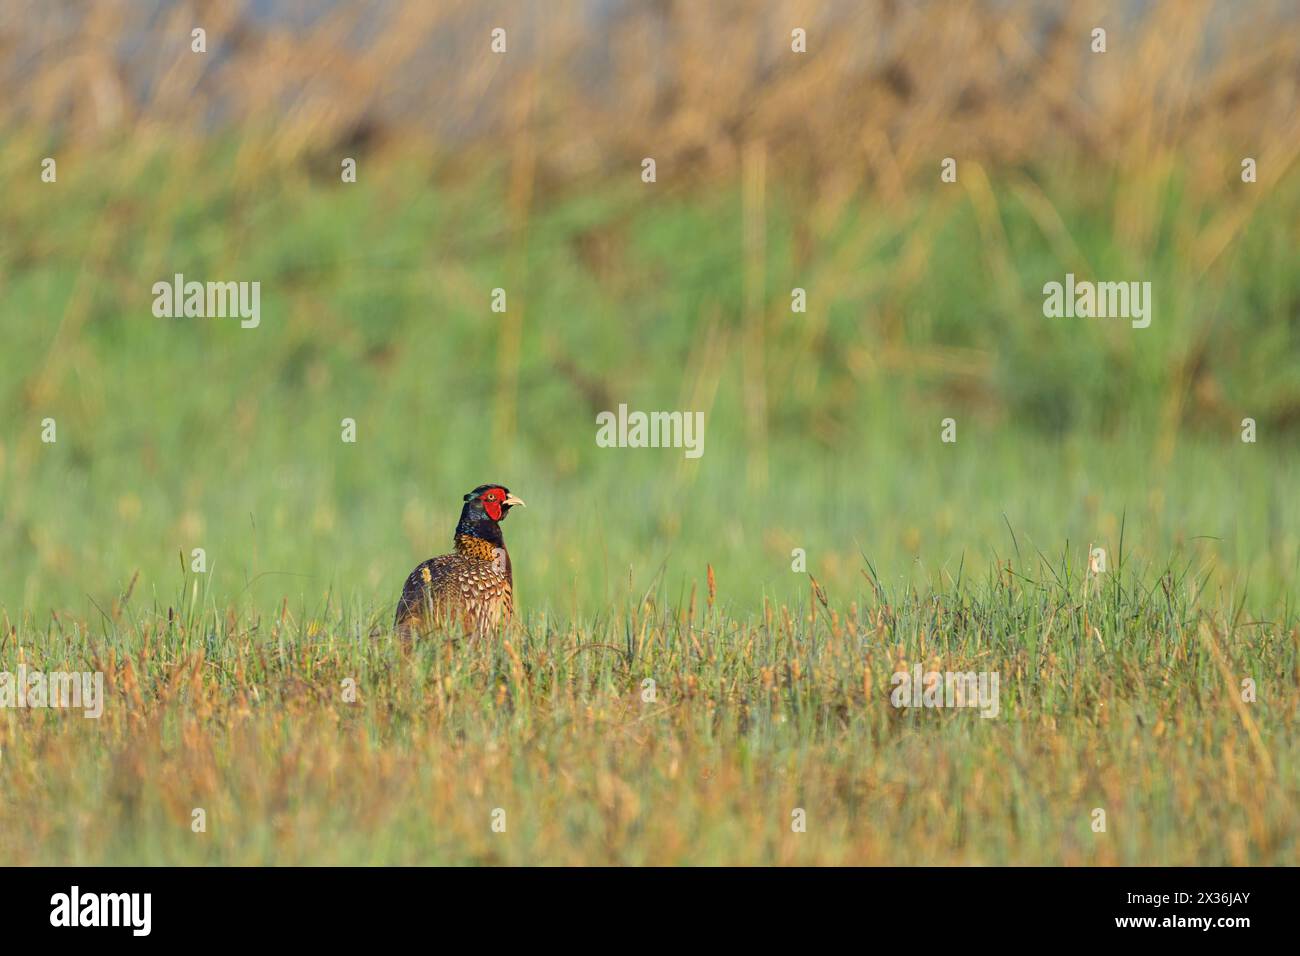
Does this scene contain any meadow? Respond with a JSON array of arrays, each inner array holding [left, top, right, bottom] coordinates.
[[1, 0, 1298, 864]]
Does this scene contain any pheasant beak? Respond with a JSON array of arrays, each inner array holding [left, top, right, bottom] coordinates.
[[503, 494, 526, 508]]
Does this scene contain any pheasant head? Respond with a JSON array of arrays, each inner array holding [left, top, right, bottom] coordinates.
[[455, 484, 525, 552]]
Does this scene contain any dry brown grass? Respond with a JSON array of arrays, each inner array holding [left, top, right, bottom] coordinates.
[[0, 575, 1295, 864], [6, 0, 1299, 192]]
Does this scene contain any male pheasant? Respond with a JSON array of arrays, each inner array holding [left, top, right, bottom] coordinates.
[[394, 484, 525, 637]]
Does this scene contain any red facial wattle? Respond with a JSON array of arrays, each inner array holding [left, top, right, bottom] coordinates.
[[484, 498, 503, 521]]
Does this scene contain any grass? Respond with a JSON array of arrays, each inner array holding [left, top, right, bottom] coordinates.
[[0, 553, 1294, 865], [0, 138, 1297, 862], [1, 0, 1298, 862], [2, 138, 1298, 616]]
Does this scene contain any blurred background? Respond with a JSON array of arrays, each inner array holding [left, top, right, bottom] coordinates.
[[1, 0, 1298, 620]]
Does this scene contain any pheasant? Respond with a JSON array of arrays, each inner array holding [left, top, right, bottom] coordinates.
[[394, 484, 525, 638]]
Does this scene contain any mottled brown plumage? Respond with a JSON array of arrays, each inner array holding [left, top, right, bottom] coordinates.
[[394, 484, 524, 638]]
